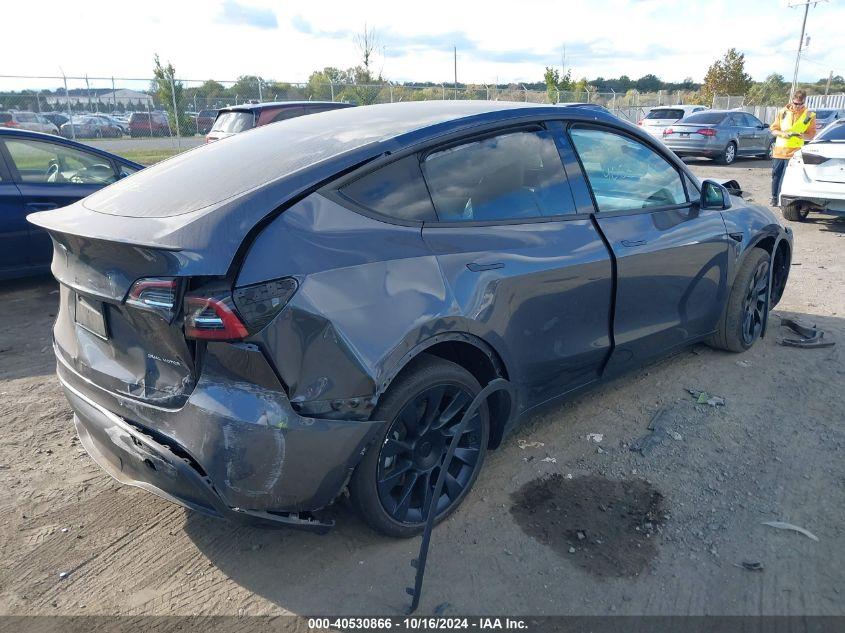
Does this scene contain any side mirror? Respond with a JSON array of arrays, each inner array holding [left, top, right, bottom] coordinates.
[[700, 179, 732, 210], [759, 123, 769, 129]]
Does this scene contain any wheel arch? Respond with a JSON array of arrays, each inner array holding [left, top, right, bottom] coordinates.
[[375, 332, 515, 449]]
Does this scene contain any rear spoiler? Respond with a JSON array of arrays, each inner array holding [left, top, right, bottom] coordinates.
[[721, 180, 743, 197]]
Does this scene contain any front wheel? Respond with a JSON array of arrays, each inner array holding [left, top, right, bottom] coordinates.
[[717, 142, 737, 165], [709, 248, 771, 353], [349, 355, 489, 538]]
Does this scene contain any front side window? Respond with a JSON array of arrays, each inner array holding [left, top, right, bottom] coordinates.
[[340, 155, 436, 222], [569, 127, 687, 212], [421, 129, 574, 222], [4, 139, 118, 185]]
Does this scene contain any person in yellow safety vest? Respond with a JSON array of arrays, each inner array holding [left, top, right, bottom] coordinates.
[[769, 89, 816, 206]]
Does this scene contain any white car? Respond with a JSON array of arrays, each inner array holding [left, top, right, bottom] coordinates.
[[779, 120, 845, 221], [638, 105, 708, 138]]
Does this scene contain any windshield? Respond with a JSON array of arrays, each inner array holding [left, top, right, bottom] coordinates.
[[646, 109, 685, 120], [679, 112, 727, 125], [812, 121, 845, 142], [211, 111, 254, 133]]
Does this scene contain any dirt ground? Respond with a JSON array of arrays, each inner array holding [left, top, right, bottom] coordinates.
[[0, 157, 842, 617]]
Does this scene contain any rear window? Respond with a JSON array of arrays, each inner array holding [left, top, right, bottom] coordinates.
[[198, 110, 216, 118], [340, 155, 436, 222], [211, 111, 255, 133], [681, 112, 727, 124], [646, 109, 685, 120], [129, 112, 150, 123], [814, 121, 845, 142], [0, 113, 11, 123], [815, 109, 835, 118]]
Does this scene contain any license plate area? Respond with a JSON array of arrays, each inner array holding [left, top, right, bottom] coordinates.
[[75, 293, 108, 339]]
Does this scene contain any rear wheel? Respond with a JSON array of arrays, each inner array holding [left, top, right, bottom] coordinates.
[[350, 355, 489, 538], [782, 202, 810, 222], [710, 248, 770, 353], [765, 139, 775, 159], [717, 141, 737, 165]]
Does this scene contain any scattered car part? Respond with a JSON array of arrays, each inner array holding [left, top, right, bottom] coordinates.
[[405, 378, 515, 614], [762, 520, 819, 541], [779, 317, 835, 349]]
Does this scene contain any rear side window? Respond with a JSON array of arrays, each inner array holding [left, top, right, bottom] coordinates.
[[211, 111, 255, 133], [421, 129, 575, 222], [268, 107, 305, 123], [646, 109, 684, 120], [340, 155, 436, 222], [681, 112, 727, 125], [569, 127, 686, 212]]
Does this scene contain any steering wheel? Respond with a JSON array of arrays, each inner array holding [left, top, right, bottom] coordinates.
[[69, 163, 113, 184], [45, 161, 60, 183]]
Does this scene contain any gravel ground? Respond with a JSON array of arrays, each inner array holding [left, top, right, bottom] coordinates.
[[0, 156, 842, 616]]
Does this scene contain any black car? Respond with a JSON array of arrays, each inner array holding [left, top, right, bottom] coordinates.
[[29, 102, 792, 536]]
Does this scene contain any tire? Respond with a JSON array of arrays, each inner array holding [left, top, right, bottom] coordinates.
[[782, 202, 810, 222], [349, 354, 490, 538], [765, 140, 775, 160], [717, 141, 737, 165], [709, 247, 771, 353]]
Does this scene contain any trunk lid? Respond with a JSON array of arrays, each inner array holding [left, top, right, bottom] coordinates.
[[800, 142, 845, 184]]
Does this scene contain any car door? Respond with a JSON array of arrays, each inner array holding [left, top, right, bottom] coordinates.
[[417, 125, 614, 408], [567, 124, 729, 375], [0, 146, 31, 277], [741, 113, 766, 153], [728, 113, 755, 155], [2, 137, 121, 269]]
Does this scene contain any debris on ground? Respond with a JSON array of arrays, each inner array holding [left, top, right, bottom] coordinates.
[[586, 433, 604, 444], [541, 456, 557, 464], [687, 389, 726, 407], [433, 602, 451, 615], [734, 561, 764, 572], [58, 572, 69, 580], [630, 409, 680, 456], [779, 317, 835, 349], [517, 439, 545, 450], [762, 520, 819, 542], [736, 360, 752, 368]]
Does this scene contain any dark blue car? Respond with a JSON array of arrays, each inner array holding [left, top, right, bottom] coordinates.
[[29, 102, 792, 537], [0, 129, 142, 279]]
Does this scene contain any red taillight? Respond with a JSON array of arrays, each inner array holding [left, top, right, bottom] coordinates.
[[184, 296, 248, 340], [3, 120, 18, 128], [696, 128, 716, 136], [663, 128, 674, 135], [126, 277, 178, 320], [637, 119, 643, 126]]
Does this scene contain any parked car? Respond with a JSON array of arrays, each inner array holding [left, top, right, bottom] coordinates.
[[128, 111, 171, 137], [813, 108, 845, 131], [0, 128, 142, 279], [29, 102, 792, 536], [95, 114, 128, 135], [661, 110, 774, 164], [196, 109, 218, 134], [60, 115, 123, 139], [0, 111, 59, 135], [43, 112, 70, 129], [205, 101, 353, 142], [638, 105, 709, 138], [779, 119, 845, 221]]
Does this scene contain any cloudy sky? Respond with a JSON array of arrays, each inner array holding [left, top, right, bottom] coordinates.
[[3, 0, 844, 90]]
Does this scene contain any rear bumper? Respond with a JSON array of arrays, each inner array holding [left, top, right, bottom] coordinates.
[[780, 166, 845, 214], [662, 137, 724, 156], [58, 342, 384, 530]]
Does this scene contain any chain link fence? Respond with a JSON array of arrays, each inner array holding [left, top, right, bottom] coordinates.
[[0, 74, 720, 146]]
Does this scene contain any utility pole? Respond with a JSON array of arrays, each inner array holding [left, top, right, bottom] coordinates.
[[789, 0, 825, 97], [454, 46, 458, 100], [824, 70, 832, 95]]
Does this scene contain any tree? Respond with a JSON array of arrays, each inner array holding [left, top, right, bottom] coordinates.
[[544, 67, 560, 103], [354, 23, 381, 80], [746, 73, 789, 106], [152, 54, 192, 134], [700, 48, 753, 106], [347, 24, 385, 105], [635, 74, 662, 93]]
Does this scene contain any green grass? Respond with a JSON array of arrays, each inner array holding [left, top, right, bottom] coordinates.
[[119, 148, 183, 165]]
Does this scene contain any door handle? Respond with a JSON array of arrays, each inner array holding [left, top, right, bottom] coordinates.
[[466, 262, 504, 272], [620, 239, 647, 247], [729, 232, 744, 242], [26, 202, 59, 212]]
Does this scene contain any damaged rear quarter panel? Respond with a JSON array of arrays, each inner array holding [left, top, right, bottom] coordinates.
[[240, 193, 459, 408]]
